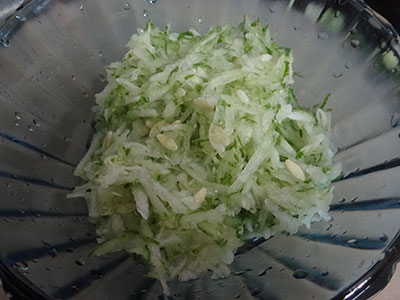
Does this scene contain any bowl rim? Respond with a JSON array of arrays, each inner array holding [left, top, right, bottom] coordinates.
[[330, 0, 400, 299], [0, 0, 399, 299]]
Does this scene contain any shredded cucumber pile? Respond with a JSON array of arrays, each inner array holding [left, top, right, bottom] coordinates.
[[70, 19, 341, 294]]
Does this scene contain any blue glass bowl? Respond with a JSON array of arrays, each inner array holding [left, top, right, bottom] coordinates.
[[0, 0, 399, 299]]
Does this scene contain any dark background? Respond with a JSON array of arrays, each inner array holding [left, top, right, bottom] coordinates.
[[365, 0, 400, 32]]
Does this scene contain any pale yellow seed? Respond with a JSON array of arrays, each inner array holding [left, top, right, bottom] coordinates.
[[209, 126, 229, 153], [175, 88, 186, 98], [172, 120, 182, 125], [157, 134, 178, 151], [194, 98, 214, 110], [102, 131, 113, 151], [145, 120, 155, 128], [116, 203, 136, 214], [212, 126, 229, 146], [149, 120, 167, 138], [237, 90, 250, 104], [110, 191, 123, 197], [194, 187, 207, 204], [285, 159, 305, 181]]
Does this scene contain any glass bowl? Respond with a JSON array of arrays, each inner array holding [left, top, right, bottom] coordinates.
[[0, 0, 400, 299]]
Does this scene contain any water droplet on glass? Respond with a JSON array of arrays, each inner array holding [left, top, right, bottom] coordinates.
[[28, 125, 34, 132], [351, 40, 360, 48], [235, 294, 241, 299], [15, 112, 22, 120], [6, 183, 11, 188], [79, 4, 84, 10], [41, 154, 47, 160], [347, 239, 357, 244], [345, 62, 351, 69], [257, 266, 272, 276], [350, 28, 358, 34], [75, 259, 85, 266], [71, 75, 76, 80], [33, 119, 40, 127], [390, 113, 400, 127], [351, 197, 358, 203], [15, 15, 23, 21], [325, 224, 332, 231], [233, 270, 245, 276], [268, 7, 276, 13], [143, 10, 149, 17], [379, 234, 388, 242], [150, 0, 158, 3], [48, 248, 58, 257], [1, 38, 10, 48], [318, 32, 328, 40], [15, 261, 29, 272], [90, 269, 103, 277], [124, 2, 130, 10], [321, 271, 329, 277], [99, 74, 106, 82], [293, 24, 301, 31], [14, 121, 20, 126], [333, 72, 343, 78], [293, 270, 308, 279], [98, 51, 103, 57], [198, 18, 203, 24], [83, 90, 89, 98]]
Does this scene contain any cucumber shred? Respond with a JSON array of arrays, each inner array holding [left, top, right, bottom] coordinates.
[[69, 18, 341, 294]]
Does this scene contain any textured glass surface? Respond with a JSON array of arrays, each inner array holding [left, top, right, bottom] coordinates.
[[0, 0, 399, 299]]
